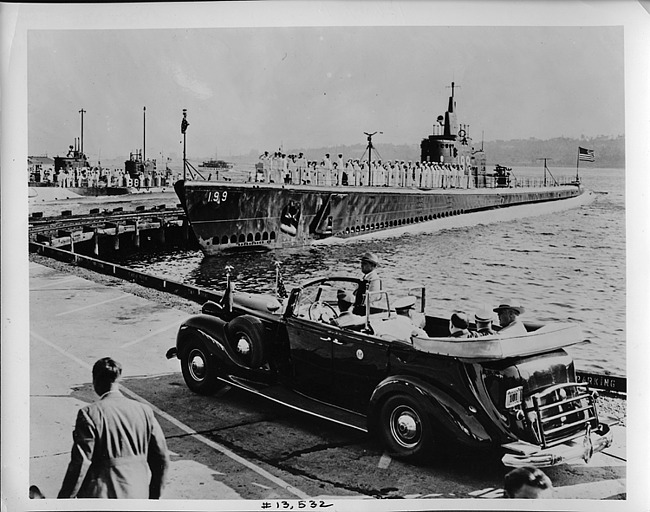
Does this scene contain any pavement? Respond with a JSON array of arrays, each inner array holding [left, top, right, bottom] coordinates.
[[27, 261, 246, 501]]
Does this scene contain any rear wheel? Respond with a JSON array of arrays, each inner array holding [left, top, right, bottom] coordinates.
[[226, 315, 266, 368], [180, 337, 223, 395], [379, 393, 434, 459]]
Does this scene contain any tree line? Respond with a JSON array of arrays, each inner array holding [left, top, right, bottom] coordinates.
[[239, 135, 624, 169], [483, 135, 624, 168]]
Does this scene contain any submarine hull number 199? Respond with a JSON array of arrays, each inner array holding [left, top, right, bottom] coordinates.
[[207, 191, 228, 203]]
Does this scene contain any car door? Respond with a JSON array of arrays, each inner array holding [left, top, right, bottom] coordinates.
[[285, 282, 336, 400], [286, 316, 333, 400], [330, 327, 391, 412]]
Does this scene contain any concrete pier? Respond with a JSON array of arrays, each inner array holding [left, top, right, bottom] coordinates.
[[26, 262, 300, 500]]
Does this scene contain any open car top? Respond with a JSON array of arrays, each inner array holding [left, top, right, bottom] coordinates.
[[221, 274, 587, 361], [411, 323, 585, 361]]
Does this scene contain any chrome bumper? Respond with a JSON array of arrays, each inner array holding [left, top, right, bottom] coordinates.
[[501, 423, 613, 468]]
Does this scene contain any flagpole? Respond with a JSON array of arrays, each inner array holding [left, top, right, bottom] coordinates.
[[182, 109, 187, 180], [219, 265, 234, 313], [576, 148, 580, 183], [143, 106, 146, 162]]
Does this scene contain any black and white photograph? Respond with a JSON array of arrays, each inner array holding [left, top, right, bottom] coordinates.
[[2, 1, 649, 511]]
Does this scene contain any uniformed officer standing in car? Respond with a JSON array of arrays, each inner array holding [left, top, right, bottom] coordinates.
[[355, 252, 383, 314]]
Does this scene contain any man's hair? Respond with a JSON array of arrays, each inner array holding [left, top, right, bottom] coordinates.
[[92, 357, 122, 386], [503, 466, 552, 498], [450, 312, 469, 330]]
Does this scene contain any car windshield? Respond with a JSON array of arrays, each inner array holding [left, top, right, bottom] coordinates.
[[294, 279, 425, 316], [293, 279, 360, 319]]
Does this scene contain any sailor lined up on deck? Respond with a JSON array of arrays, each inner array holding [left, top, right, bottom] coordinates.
[[255, 151, 474, 189]]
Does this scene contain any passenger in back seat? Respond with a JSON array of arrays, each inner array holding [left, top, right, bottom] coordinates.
[[471, 307, 495, 337], [394, 296, 427, 337], [493, 299, 527, 336], [449, 312, 471, 338]]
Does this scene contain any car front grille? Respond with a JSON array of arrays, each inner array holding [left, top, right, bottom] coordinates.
[[524, 383, 599, 449]]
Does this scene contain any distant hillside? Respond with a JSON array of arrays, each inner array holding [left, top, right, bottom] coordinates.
[[234, 135, 624, 169], [483, 136, 625, 168]]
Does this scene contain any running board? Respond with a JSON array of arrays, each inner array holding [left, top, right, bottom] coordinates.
[[221, 375, 368, 433]]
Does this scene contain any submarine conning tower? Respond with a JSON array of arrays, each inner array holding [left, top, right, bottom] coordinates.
[[420, 81, 486, 176]]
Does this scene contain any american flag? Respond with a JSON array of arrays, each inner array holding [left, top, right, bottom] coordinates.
[[578, 147, 595, 162], [218, 265, 234, 313], [220, 279, 234, 313], [277, 272, 288, 299]]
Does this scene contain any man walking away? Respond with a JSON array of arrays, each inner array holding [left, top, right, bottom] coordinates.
[[58, 357, 169, 499]]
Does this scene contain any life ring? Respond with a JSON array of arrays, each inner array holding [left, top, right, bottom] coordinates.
[[458, 129, 466, 138]]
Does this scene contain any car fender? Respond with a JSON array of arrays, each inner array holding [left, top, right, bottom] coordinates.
[[368, 375, 493, 446], [176, 314, 230, 359], [177, 315, 276, 381]]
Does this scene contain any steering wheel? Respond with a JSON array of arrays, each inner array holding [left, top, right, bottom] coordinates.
[[308, 301, 338, 323]]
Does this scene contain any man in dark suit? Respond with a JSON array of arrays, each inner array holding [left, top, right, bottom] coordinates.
[[448, 312, 471, 338], [335, 289, 366, 329], [58, 357, 169, 499]]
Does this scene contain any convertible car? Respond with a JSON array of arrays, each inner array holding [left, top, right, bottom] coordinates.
[[166, 274, 614, 467]]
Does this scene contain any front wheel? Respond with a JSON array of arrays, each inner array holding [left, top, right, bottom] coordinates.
[[180, 337, 223, 395], [378, 393, 434, 459]]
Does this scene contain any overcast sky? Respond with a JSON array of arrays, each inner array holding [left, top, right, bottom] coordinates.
[[28, 18, 624, 162]]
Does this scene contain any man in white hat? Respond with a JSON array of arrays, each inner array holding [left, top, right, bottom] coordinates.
[[394, 296, 427, 331], [472, 307, 495, 337], [493, 300, 527, 336], [356, 252, 383, 314], [392, 296, 427, 339]]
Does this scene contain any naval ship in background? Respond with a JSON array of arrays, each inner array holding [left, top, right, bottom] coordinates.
[[28, 107, 180, 200], [28, 142, 178, 197], [175, 82, 582, 256], [200, 158, 233, 170]]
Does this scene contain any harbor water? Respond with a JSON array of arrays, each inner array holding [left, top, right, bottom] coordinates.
[[32, 166, 626, 377]]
